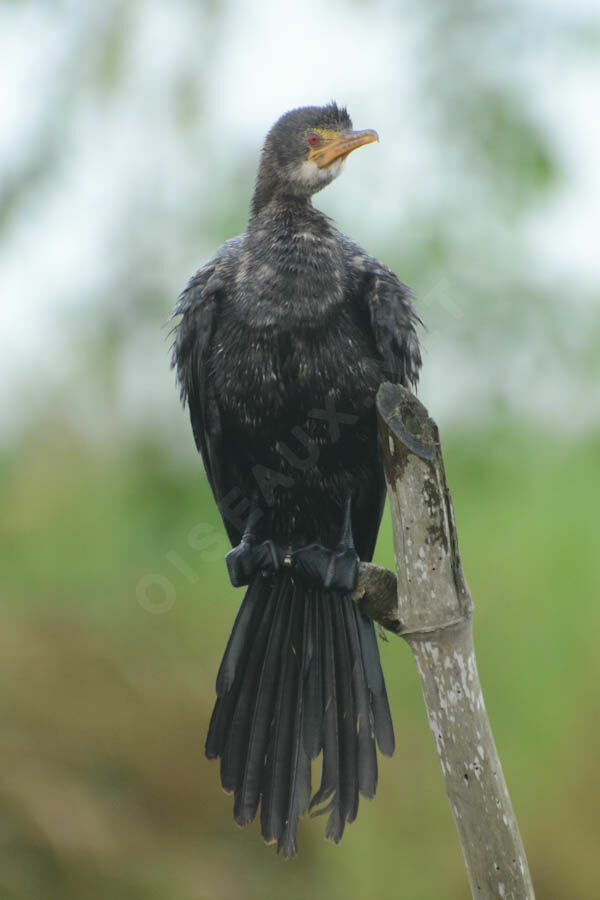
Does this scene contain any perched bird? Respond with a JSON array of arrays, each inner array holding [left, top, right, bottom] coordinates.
[[172, 102, 421, 858]]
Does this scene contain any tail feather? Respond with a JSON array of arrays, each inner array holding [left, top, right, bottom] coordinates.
[[260, 580, 301, 845], [331, 594, 359, 833], [309, 596, 339, 818], [205, 582, 266, 760], [372, 689, 395, 757], [215, 578, 263, 695], [234, 583, 287, 826], [205, 571, 395, 857], [279, 591, 312, 858], [343, 599, 378, 800], [302, 591, 323, 760], [356, 610, 395, 756], [355, 605, 385, 695], [220, 588, 275, 793]]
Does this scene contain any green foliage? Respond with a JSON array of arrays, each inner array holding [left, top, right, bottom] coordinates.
[[2, 423, 599, 899], [2, 1, 599, 896]]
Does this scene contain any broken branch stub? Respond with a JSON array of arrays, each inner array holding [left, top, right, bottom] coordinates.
[[370, 382, 535, 900]]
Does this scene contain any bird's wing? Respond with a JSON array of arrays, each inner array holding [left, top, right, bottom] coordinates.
[[338, 234, 423, 560], [171, 236, 244, 516], [340, 235, 423, 389]]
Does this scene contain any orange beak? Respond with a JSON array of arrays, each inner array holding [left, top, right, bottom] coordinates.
[[308, 128, 379, 169]]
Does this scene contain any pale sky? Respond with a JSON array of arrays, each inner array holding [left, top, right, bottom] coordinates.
[[1, 0, 599, 439]]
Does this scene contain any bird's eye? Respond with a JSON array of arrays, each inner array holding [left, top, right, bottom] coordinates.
[[308, 133, 321, 147]]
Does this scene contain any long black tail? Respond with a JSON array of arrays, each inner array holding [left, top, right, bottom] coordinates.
[[205, 571, 394, 858]]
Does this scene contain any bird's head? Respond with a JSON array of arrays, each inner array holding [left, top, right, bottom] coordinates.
[[252, 102, 378, 215]]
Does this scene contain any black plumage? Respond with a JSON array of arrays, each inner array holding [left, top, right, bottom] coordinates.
[[172, 102, 421, 857]]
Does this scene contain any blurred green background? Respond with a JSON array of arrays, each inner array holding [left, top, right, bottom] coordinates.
[[2, 1, 599, 898]]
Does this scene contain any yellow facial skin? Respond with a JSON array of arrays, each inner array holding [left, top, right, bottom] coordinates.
[[307, 128, 379, 169]]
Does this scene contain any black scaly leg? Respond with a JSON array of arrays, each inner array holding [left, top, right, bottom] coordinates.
[[225, 498, 283, 587]]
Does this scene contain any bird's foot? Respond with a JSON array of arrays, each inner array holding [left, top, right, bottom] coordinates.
[[226, 538, 282, 587], [290, 496, 359, 593], [290, 543, 359, 593], [225, 495, 359, 592]]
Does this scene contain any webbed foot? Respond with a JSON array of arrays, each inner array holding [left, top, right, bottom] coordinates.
[[290, 497, 359, 593], [226, 538, 282, 587]]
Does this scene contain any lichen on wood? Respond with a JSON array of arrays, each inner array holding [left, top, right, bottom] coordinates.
[[354, 383, 535, 900]]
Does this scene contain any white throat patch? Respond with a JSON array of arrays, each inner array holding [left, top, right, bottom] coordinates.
[[296, 158, 345, 191]]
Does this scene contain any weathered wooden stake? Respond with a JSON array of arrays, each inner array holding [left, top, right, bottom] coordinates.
[[355, 383, 535, 900]]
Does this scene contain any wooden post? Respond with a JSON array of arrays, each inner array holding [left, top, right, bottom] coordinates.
[[355, 383, 535, 900]]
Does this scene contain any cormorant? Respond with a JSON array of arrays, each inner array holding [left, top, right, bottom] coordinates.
[[172, 102, 422, 858]]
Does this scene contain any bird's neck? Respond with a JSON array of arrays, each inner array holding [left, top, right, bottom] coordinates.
[[251, 147, 317, 219], [241, 195, 344, 327], [248, 194, 332, 244], [251, 152, 285, 215], [250, 182, 313, 219]]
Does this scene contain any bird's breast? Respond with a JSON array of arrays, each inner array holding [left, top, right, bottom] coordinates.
[[210, 221, 383, 449], [211, 302, 381, 437], [230, 227, 349, 328]]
